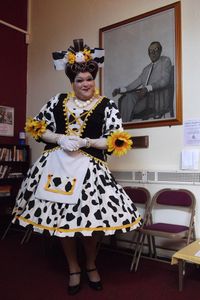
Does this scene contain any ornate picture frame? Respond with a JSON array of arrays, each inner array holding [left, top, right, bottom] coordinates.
[[99, 2, 182, 129]]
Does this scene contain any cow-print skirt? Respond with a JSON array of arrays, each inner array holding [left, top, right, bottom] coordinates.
[[13, 152, 142, 237]]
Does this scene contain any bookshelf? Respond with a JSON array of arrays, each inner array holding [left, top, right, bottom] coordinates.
[[0, 144, 30, 228]]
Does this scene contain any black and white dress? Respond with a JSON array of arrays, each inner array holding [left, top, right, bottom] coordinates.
[[13, 93, 142, 237]]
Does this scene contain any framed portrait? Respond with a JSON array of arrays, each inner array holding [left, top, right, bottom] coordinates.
[[99, 2, 182, 129], [0, 106, 14, 136]]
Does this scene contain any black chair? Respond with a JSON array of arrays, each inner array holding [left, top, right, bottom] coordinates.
[[130, 65, 174, 121], [152, 65, 175, 119]]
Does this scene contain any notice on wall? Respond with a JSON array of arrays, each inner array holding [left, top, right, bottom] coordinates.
[[184, 119, 200, 146], [181, 149, 199, 170], [0, 106, 14, 136]]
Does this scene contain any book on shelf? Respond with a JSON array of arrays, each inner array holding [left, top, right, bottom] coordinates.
[[7, 172, 24, 178], [0, 165, 24, 179], [0, 185, 11, 197], [16, 148, 28, 161], [0, 165, 12, 178], [0, 146, 28, 162], [0, 147, 11, 161]]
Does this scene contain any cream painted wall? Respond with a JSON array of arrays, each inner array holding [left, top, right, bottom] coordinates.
[[27, 0, 200, 173]]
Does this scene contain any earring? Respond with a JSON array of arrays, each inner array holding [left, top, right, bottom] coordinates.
[[94, 88, 100, 97], [68, 91, 75, 98], [69, 83, 75, 98]]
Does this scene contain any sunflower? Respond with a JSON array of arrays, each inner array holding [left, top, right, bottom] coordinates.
[[25, 118, 47, 140], [67, 51, 76, 64], [83, 48, 92, 62], [107, 130, 133, 157]]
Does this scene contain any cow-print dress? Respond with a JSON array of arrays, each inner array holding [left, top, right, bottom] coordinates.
[[13, 93, 142, 237]]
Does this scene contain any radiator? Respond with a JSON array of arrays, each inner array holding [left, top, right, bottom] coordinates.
[[112, 170, 200, 185]]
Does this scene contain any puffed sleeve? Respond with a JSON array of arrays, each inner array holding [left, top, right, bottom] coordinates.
[[102, 99, 123, 138], [25, 94, 60, 141]]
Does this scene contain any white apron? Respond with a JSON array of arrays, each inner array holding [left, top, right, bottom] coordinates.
[[35, 148, 90, 204]]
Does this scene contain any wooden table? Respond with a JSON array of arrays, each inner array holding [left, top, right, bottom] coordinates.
[[171, 240, 200, 291]]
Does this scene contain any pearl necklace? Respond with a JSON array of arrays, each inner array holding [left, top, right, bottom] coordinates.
[[74, 98, 94, 108]]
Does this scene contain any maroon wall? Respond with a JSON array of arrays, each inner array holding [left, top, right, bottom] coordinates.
[[0, 0, 28, 144]]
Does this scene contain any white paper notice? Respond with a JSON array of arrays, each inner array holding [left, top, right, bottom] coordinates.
[[181, 150, 199, 170], [184, 120, 200, 146]]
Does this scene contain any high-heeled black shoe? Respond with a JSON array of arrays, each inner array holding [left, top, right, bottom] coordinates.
[[86, 268, 103, 291], [68, 271, 81, 295]]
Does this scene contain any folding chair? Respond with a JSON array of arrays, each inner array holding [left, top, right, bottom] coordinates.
[[1, 212, 33, 245], [109, 186, 151, 271], [135, 188, 196, 271]]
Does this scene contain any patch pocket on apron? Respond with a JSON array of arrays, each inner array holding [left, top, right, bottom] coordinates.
[[44, 174, 76, 195]]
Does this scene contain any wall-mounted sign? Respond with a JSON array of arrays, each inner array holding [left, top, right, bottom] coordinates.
[[0, 106, 14, 136]]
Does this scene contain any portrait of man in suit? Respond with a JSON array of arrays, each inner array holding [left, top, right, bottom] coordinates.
[[112, 41, 174, 123]]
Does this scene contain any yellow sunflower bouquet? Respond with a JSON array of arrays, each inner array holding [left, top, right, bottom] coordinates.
[[107, 130, 133, 157], [25, 118, 47, 140]]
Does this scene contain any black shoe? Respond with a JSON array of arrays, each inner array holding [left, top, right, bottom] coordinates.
[[86, 268, 103, 291], [68, 271, 81, 295]]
